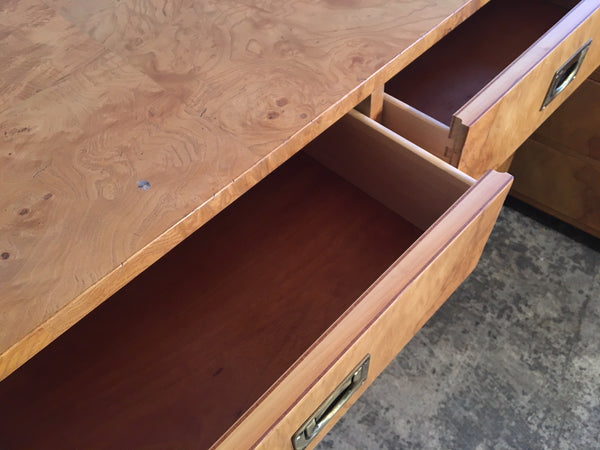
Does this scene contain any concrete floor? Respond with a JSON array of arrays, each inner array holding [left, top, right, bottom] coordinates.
[[317, 199, 600, 450]]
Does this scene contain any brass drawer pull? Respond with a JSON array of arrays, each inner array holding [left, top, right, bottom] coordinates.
[[542, 39, 592, 110], [292, 355, 370, 450]]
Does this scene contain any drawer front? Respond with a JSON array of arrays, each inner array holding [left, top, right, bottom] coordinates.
[[510, 76, 600, 238], [511, 138, 600, 238], [216, 113, 512, 449], [529, 76, 600, 162], [452, 0, 600, 178]]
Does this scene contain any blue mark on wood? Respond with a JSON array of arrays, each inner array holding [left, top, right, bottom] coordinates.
[[137, 180, 151, 191]]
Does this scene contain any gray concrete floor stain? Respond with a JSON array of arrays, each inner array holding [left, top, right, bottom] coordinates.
[[317, 200, 600, 450]]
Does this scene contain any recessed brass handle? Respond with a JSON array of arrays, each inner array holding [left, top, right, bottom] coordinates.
[[541, 40, 592, 110], [292, 355, 370, 450]]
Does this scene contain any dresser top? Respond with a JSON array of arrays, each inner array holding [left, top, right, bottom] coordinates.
[[0, 0, 487, 380]]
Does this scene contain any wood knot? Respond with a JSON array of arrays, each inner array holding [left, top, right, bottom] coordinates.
[[351, 56, 364, 66]]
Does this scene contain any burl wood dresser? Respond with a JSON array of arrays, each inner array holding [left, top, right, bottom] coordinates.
[[0, 0, 598, 448]]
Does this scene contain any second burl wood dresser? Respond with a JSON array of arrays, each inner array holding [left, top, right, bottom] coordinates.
[[0, 0, 597, 448]]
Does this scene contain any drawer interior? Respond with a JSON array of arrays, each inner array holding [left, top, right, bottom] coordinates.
[[385, 0, 575, 126], [0, 114, 472, 448]]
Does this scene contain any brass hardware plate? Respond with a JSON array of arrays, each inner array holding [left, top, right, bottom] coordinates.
[[541, 40, 592, 110], [292, 355, 370, 450]]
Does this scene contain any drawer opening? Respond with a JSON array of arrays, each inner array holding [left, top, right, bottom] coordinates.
[[0, 113, 472, 448], [385, 0, 575, 126]]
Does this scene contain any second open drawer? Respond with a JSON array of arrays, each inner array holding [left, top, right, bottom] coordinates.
[[0, 111, 511, 449], [384, 0, 600, 178]]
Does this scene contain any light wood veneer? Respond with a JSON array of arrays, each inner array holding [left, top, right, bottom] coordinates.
[[0, 152, 423, 449], [0, 0, 519, 448], [0, 110, 512, 448], [0, 0, 492, 381]]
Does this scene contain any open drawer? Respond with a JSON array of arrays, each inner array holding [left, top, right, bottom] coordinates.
[[384, 0, 600, 178], [0, 111, 512, 449]]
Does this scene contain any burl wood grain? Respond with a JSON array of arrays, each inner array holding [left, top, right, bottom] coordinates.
[[43, 0, 492, 153], [1, 0, 491, 380], [0, 1, 105, 105], [0, 153, 422, 449]]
